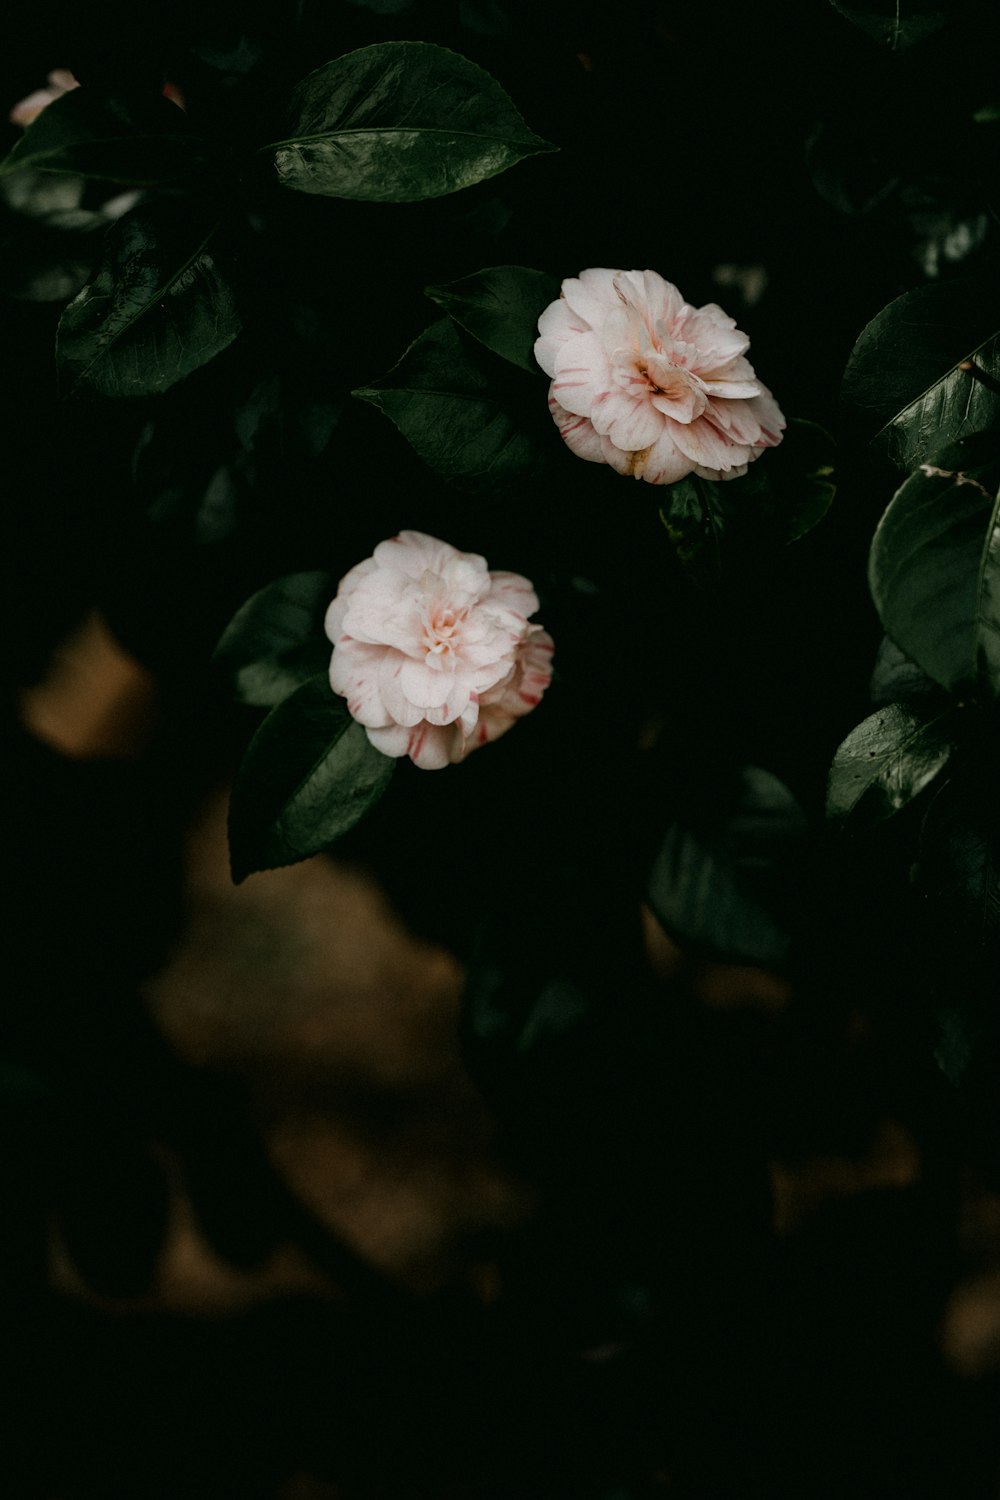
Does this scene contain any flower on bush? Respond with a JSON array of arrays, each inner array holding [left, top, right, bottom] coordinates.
[[535, 267, 785, 484], [9, 69, 79, 127], [325, 531, 553, 770]]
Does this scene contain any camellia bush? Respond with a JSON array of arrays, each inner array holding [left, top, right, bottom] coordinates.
[[4, 0, 1000, 1496]]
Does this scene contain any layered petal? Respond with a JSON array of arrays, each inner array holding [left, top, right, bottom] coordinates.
[[326, 532, 552, 769], [536, 267, 784, 485], [548, 398, 606, 463], [551, 332, 612, 418]]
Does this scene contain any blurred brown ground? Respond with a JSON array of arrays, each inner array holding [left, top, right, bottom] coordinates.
[[22, 610, 1000, 1394]]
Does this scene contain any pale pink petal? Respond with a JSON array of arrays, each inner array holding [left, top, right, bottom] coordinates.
[[398, 658, 458, 711], [537, 268, 784, 486], [695, 460, 749, 481], [697, 375, 761, 399], [616, 270, 685, 339], [560, 267, 621, 327], [486, 570, 539, 620], [422, 678, 477, 725], [372, 531, 478, 583], [551, 332, 612, 418], [325, 558, 379, 641], [600, 434, 645, 476], [326, 531, 552, 770], [745, 385, 786, 446], [407, 722, 458, 770], [549, 397, 607, 464], [366, 720, 461, 770], [588, 384, 654, 441], [667, 414, 750, 473], [646, 361, 708, 424], [703, 397, 764, 446], [639, 427, 698, 486], [697, 353, 760, 398], [329, 640, 393, 728], [534, 297, 589, 376], [675, 304, 750, 367], [377, 652, 425, 727], [10, 69, 79, 127], [603, 394, 664, 452], [342, 576, 419, 651], [482, 629, 554, 718]]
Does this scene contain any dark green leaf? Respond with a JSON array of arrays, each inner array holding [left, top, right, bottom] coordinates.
[[918, 767, 1000, 952], [646, 767, 808, 967], [658, 477, 725, 580], [805, 119, 899, 216], [459, 0, 511, 35], [917, 767, 1000, 1125], [0, 88, 213, 185], [190, 34, 265, 72], [734, 418, 836, 543], [267, 41, 554, 202], [827, 702, 964, 826], [869, 636, 940, 705], [213, 571, 334, 707], [658, 422, 835, 579], [425, 264, 558, 372], [228, 675, 394, 882], [868, 432, 1000, 696], [353, 317, 546, 489], [57, 202, 241, 397], [842, 277, 1000, 467], [828, 0, 951, 48]]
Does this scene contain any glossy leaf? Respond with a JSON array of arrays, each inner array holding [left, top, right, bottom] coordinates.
[[353, 317, 545, 489], [425, 265, 559, 372], [868, 432, 1000, 696], [57, 203, 241, 397], [735, 418, 836, 544], [869, 636, 940, 706], [646, 767, 808, 968], [659, 477, 725, 580], [0, 88, 212, 185], [228, 675, 394, 882], [919, 768, 1000, 952], [268, 41, 554, 202], [842, 278, 1000, 467], [213, 571, 334, 707], [827, 702, 964, 826], [828, 0, 950, 49], [658, 421, 835, 579]]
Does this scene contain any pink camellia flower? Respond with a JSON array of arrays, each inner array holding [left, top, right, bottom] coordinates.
[[535, 267, 785, 484], [9, 69, 79, 127], [325, 531, 554, 771]]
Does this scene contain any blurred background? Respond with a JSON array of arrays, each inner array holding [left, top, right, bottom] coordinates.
[[3, 1, 1000, 1496]]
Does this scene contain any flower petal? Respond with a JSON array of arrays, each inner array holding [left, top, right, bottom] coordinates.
[[603, 394, 664, 452], [549, 397, 607, 463], [534, 297, 589, 376], [377, 652, 425, 726], [399, 658, 460, 711], [745, 385, 786, 446], [561, 267, 621, 327], [551, 332, 612, 418], [487, 570, 540, 620], [329, 639, 393, 728], [368, 719, 459, 769], [638, 427, 698, 485], [667, 414, 749, 473]]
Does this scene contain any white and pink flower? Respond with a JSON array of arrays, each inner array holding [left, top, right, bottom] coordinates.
[[325, 531, 553, 771], [535, 267, 785, 484], [9, 69, 79, 128]]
